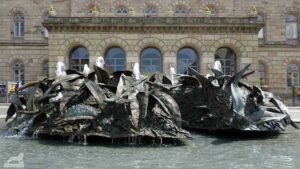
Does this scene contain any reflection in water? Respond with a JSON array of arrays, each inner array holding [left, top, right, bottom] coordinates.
[[0, 128, 300, 169]]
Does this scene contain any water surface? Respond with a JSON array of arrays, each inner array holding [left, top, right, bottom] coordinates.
[[0, 128, 300, 169]]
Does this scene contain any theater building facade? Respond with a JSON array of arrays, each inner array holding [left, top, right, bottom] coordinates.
[[1, 0, 300, 104]]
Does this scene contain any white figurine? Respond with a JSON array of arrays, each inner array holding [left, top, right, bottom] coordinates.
[[132, 63, 141, 80], [213, 60, 222, 73], [56, 61, 66, 78], [83, 64, 91, 76], [170, 65, 176, 85], [95, 56, 105, 68]]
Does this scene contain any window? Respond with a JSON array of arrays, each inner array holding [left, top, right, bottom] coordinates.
[[145, 5, 157, 14], [257, 15, 264, 40], [285, 15, 298, 40], [116, 6, 128, 14], [140, 48, 162, 74], [13, 61, 25, 82], [43, 61, 49, 77], [13, 13, 24, 38], [258, 63, 266, 86], [174, 5, 187, 14], [177, 47, 199, 74], [215, 47, 236, 75], [287, 64, 300, 87], [105, 47, 126, 72], [69, 47, 89, 72]]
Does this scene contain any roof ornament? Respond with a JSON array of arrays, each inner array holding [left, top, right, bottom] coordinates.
[[48, 5, 57, 17], [129, 6, 135, 16], [91, 4, 100, 16], [250, 5, 258, 16], [204, 5, 211, 15]]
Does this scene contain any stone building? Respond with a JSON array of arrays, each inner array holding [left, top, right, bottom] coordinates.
[[0, 0, 300, 104]]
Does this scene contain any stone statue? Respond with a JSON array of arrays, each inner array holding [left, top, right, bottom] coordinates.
[[48, 5, 57, 16]]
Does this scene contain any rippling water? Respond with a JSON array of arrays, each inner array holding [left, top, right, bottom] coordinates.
[[0, 128, 300, 169]]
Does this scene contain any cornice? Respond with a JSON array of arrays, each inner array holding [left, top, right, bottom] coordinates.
[[43, 16, 264, 34]]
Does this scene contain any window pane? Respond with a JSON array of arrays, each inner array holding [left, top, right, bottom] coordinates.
[[287, 64, 300, 87], [177, 48, 199, 74], [13, 62, 25, 82], [215, 48, 236, 75], [258, 28, 264, 39], [140, 48, 162, 73], [286, 23, 298, 39], [70, 47, 89, 72], [105, 47, 126, 72]]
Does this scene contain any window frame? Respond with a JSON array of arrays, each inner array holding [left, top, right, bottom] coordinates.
[[215, 47, 237, 75], [285, 15, 298, 40], [140, 47, 163, 74], [13, 61, 25, 82], [287, 63, 300, 87], [105, 47, 126, 72], [69, 46, 90, 72], [13, 13, 25, 38], [176, 47, 199, 74]]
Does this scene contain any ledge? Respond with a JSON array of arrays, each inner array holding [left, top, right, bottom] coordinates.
[[43, 16, 264, 34], [0, 40, 48, 46]]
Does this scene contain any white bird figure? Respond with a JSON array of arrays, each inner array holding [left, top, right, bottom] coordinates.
[[56, 61, 66, 78], [95, 56, 105, 68], [83, 64, 91, 76], [132, 63, 141, 80], [170, 65, 176, 85], [213, 60, 222, 73]]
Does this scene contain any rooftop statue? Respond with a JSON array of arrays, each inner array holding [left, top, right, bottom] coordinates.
[[204, 5, 211, 15], [250, 5, 258, 16], [91, 4, 100, 16], [48, 5, 57, 17], [173, 62, 299, 132]]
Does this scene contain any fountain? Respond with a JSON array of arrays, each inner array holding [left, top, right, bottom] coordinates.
[[4, 61, 190, 144], [4, 60, 298, 145], [173, 63, 299, 132]]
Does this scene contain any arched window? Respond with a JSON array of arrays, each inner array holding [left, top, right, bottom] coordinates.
[[174, 5, 187, 14], [13, 61, 25, 82], [177, 47, 199, 74], [140, 47, 162, 74], [13, 13, 24, 38], [215, 47, 236, 75], [145, 4, 157, 14], [43, 61, 49, 77], [105, 47, 126, 72], [287, 64, 300, 87], [69, 47, 89, 72], [258, 63, 266, 86], [285, 15, 298, 40], [257, 15, 264, 40], [116, 6, 128, 14]]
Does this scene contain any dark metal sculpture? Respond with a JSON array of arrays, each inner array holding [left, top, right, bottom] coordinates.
[[5, 63, 190, 144], [173, 62, 299, 132], [5, 60, 298, 145]]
